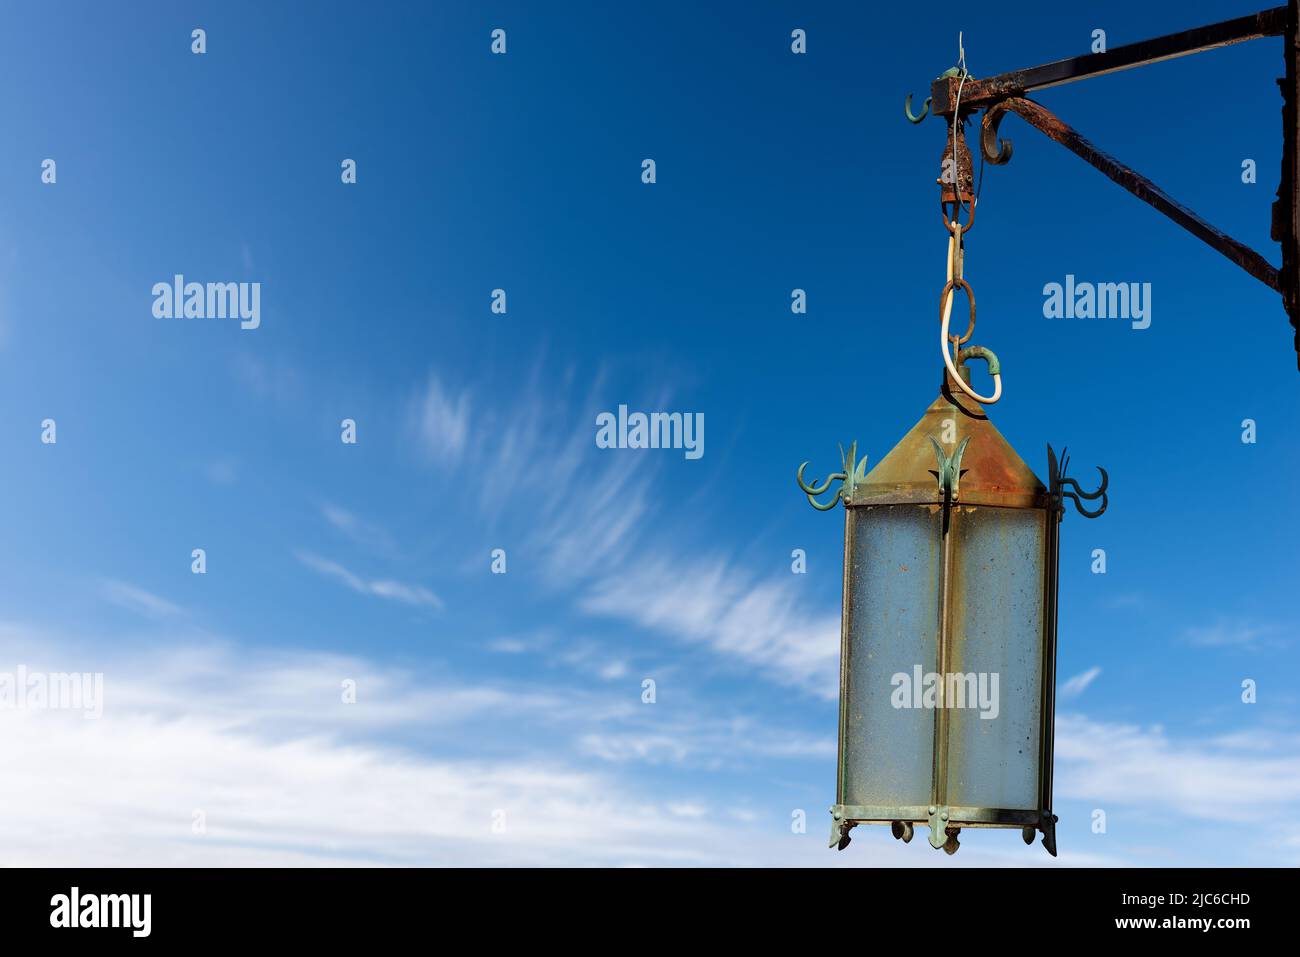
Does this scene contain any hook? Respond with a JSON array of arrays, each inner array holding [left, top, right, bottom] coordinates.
[[796, 442, 868, 511], [979, 101, 1014, 165], [1062, 489, 1107, 519], [1059, 466, 1108, 501], [908, 66, 966, 125], [794, 461, 835, 496], [1046, 444, 1108, 519], [958, 345, 1001, 377], [905, 92, 931, 124]]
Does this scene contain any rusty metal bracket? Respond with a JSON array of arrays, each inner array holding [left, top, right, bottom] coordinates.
[[913, 2, 1300, 369], [906, 66, 962, 124], [929, 8, 1287, 115], [979, 96, 1281, 293]]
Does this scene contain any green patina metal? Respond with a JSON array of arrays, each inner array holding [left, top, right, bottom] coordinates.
[[795, 440, 869, 510], [958, 345, 1000, 376], [905, 67, 962, 123], [929, 433, 971, 500], [927, 805, 960, 854]]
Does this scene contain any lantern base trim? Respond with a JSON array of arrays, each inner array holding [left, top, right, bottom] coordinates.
[[829, 804, 1059, 855], [828, 814, 855, 850], [928, 806, 953, 849], [1040, 812, 1059, 857]]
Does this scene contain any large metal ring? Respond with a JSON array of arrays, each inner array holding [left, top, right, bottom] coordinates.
[[939, 278, 976, 345], [940, 198, 975, 235]]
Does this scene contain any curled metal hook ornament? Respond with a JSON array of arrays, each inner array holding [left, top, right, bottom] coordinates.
[[1047, 445, 1109, 519], [796, 461, 846, 509], [796, 442, 869, 511], [906, 70, 962, 126], [1059, 467, 1108, 500], [980, 101, 1015, 165], [905, 92, 931, 124], [1060, 466, 1109, 517], [1062, 486, 1108, 518]]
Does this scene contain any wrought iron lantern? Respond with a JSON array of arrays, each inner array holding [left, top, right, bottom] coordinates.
[[797, 365, 1106, 856]]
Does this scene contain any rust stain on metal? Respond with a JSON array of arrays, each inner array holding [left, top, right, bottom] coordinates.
[[928, 6, 1287, 114], [853, 370, 1047, 510], [939, 119, 975, 207]]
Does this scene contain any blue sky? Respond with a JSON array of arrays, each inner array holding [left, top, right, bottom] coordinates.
[[0, 0, 1296, 865]]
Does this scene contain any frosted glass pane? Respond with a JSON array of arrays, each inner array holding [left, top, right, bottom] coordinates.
[[841, 505, 940, 808], [944, 506, 1046, 811]]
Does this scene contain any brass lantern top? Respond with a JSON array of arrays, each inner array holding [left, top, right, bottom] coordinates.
[[850, 372, 1048, 511]]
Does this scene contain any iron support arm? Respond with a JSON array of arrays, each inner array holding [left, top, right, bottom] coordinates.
[[930, 6, 1287, 114]]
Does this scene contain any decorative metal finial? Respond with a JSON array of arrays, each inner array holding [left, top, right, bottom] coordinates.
[[929, 434, 972, 500]]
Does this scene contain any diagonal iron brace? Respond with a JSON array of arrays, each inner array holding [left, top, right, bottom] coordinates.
[[978, 96, 1281, 293]]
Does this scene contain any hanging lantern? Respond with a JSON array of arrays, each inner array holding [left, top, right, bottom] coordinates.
[[802, 50, 1109, 854], [797, 365, 1106, 855]]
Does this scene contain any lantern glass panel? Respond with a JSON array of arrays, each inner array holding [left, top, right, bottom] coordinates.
[[945, 505, 1047, 811], [841, 504, 940, 809]]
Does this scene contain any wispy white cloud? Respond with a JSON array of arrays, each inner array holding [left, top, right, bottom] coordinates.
[[525, 451, 651, 582], [1184, 619, 1284, 650], [4, 620, 1286, 866], [295, 550, 442, 610], [403, 362, 836, 697], [1100, 592, 1148, 611], [408, 373, 471, 465], [1055, 713, 1300, 828], [99, 580, 182, 620], [48, 638, 616, 738], [550, 639, 631, 682], [580, 732, 692, 765], [442, 362, 658, 578], [0, 708, 719, 867], [0, 625, 806, 866], [321, 503, 395, 555], [1059, 666, 1101, 700], [579, 720, 836, 769], [580, 556, 840, 698]]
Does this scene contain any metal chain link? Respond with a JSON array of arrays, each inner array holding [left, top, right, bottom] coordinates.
[[938, 116, 1002, 405], [932, 34, 1002, 405]]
